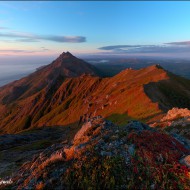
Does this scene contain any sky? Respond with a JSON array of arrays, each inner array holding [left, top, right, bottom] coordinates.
[[1, 1, 190, 60]]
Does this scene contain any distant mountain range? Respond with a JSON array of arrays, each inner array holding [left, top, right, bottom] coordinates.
[[89, 58, 190, 79], [0, 52, 190, 134]]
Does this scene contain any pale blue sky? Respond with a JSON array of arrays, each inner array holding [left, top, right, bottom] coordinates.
[[0, 1, 190, 58]]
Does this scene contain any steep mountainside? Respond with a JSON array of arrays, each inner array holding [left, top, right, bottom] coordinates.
[[144, 72, 190, 112], [0, 52, 96, 103], [0, 53, 190, 134], [3, 117, 189, 190], [0, 52, 97, 133]]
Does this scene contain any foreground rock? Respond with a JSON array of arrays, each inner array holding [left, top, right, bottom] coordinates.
[[150, 108, 190, 150], [161, 108, 190, 121], [3, 117, 190, 190], [151, 107, 190, 128], [180, 155, 190, 168]]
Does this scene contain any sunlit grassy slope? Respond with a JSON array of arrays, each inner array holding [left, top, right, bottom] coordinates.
[[0, 61, 190, 134]]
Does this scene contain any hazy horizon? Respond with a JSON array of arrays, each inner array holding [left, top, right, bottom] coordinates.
[[0, 53, 190, 87], [1, 1, 190, 86]]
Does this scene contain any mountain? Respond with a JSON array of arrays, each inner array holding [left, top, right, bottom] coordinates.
[[0, 53, 190, 134], [0, 51, 96, 103], [0, 52, 97, 133], [5, 117, 190, 189], [1, 53, 190, 189]]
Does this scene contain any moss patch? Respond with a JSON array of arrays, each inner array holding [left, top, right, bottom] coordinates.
[[106, 113, 132, 126]]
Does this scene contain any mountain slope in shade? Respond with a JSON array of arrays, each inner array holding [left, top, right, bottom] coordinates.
[[0, 53, 190, 134]]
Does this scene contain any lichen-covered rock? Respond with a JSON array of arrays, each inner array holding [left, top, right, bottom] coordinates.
[[150, 108, 190, 148], [161, 108, 190, 122], [151, 107, 190, 128]]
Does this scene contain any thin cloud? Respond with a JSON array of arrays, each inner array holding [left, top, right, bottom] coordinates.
[[0, 49, 35, 53], [42, 35, 86, 43], [0, 31, 86, 43], [165, 41, 190, 46], [17, 38, 40, 42], [41, 47, 49, 51], [99, 41, 190, 54], [0, 48, 50, 54], [0, 27, 9, 30], [99, 45, 155, 50]]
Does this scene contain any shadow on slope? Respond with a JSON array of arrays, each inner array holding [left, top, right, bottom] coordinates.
[[144, 73, 190, 112], [0, 122, 80, 179]]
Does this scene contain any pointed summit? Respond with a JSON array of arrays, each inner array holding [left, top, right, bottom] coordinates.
[[50, 51, 97, 77], [65, 51, 73, 56], [147, 64, 164, 70], [59, 51, 75, 59]]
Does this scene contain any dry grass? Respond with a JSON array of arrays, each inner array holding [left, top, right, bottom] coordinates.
[[39, 153, 64, 170], [35, 182, 45, 190], [1, 65, 190, 134]]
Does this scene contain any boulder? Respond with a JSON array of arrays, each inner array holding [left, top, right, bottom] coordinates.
[[180, 155, 190, 168]]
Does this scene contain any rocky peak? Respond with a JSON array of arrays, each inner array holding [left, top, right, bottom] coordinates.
[[151, 64, 163, 69], [46, 51, 97, 77], [144, 64, 164, 72], [59, 51, 75, 59]]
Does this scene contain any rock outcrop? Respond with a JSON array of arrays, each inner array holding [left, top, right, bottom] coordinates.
[[180, 155, 190, 168], [151, 107, 190, 128], [2, 117, 189, 190], [150, 108, 190, 150], [161, 108, 190, 121]]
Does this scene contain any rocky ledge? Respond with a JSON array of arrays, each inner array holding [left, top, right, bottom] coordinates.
[[151, 107, 190, 128], [2, 116, 190, 190], [150, 108, 190, 150]]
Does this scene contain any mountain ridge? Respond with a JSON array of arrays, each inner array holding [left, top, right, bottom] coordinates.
[[0, 53, 190, 190], [0, 53, 190, 134]]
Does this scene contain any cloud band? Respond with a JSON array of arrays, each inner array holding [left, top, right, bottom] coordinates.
[[0, 32, 86, 43], [99, 41, 190, 54]]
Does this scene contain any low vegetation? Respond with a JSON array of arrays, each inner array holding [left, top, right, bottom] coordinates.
[[7, 117, 190, 190], [106, 113, 132, 126]]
